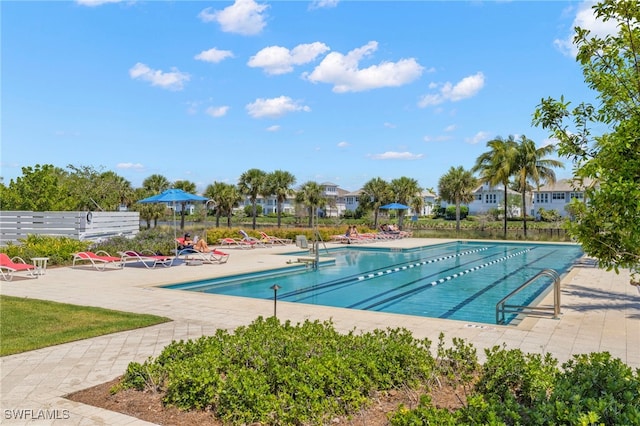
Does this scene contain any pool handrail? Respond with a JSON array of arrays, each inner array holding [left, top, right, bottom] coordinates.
[[496, 268, 561, 325]]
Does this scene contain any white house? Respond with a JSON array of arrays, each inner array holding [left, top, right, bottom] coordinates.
[[532, 178, 594, 218], [418, 190, 437, 216]]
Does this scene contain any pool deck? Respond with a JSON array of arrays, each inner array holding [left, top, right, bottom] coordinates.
[[1, 238, 639, 425]]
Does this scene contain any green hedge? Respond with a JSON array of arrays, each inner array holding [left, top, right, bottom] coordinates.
[[116, 318, 640, 426]]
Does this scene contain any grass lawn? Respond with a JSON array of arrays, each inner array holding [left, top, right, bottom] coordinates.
[[0, 295, 171, 356]]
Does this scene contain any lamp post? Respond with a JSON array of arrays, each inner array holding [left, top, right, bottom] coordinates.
[[270, 284, 281, 317]]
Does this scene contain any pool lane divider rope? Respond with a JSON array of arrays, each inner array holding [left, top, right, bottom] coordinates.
[[279, 246, 491, 300], [356, 247, 489, 281], [358, 248, 534, 311], [424, 248, 532, 287]]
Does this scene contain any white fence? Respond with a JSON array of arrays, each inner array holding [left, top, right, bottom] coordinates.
[[0, 211, 139, 245]]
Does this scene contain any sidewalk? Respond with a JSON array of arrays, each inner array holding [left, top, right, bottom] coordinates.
[[1, 239, 638, 425]]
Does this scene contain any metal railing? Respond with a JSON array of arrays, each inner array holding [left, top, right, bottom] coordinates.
[[496, 269, 561, 325]]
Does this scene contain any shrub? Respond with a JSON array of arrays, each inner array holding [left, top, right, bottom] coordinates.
[[544, 352, 640, 426], [0, 235, 89, 266], [118, 317, 436, 425]]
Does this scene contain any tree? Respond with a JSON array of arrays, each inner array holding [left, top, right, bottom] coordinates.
[[207, 182, 242, 228], [4, 164, 68, 211], [266, 170, 296, 228], [473, 136, 519, 239], [173, 180, 197, 230], [360, 177, 392, 229], [389, 177, 421, 230], [513, 136, 563, 237], [65, 165, 132, 211], [410, 195, 424, 221], [438, 166, 477, 233], [295, 181, 325, 228], [238, 168, 267, 230], [533, 0, 640, 277], [142, 174, 170, 227]]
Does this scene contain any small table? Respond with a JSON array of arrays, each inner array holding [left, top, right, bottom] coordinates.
[[32, 257, 49, 276]]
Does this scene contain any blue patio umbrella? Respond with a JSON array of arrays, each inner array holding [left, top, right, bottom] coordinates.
[[380, 202, 410, 229], [138, 189, 208, 251], [380, 202, 410, 210], [138, 188, 208, 204]]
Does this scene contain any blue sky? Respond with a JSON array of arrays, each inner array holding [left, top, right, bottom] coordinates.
[[2, 0, 610, 193]]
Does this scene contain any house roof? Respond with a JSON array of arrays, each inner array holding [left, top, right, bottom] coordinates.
[[537, 178, 597, 192]]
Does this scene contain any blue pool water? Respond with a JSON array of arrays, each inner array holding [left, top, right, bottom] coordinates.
[[165, 241, 583, 325]]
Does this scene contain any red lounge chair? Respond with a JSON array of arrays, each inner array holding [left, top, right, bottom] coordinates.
[[219, 237, 256, 249], [259, 232, 292, 245], [178, 248, 230, 264], [0, 253, 37, 281], [72, 251, 123, 271], [119, 250, 175, 269]]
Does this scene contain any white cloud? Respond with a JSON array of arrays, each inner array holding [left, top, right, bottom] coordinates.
[[337, 141, 349, 148], [246, 96, 311, 118], [76, 0, 123, 6], [384, 122, 396, 128], [418, 72, 485, 107], [309, 0, 339, 10], [248, 42, 330, 75], [195, 48, 234, 63], [423, 135, 452, 143], [116, 162, 144, 170], [555, 1, 619, 57], [304, 41, 424, 93], [444, 124, 456, 132], [465, 131, 491, 145], [129, 62, 190, 91], [367, 151, 424, 160], [266, 125, 281, 132], [198, 0, 269, 36], [206, 106, 229, 117]]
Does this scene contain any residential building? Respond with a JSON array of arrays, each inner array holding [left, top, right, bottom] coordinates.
[[532, 178, 594, 218]]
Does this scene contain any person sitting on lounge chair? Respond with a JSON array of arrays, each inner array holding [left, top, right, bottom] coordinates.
[[180, 233, 210, 252]]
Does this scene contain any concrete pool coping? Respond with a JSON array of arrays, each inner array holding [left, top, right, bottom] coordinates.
[[1, 238, 639, 425]]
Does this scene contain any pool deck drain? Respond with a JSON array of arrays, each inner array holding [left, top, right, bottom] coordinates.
[[1, 237, 638, 425]]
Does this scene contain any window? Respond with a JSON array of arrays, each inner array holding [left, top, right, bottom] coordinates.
[[552, 192, 565, 200], [570, 192, 584, 200], [475, 193, 483, 201], [485, 194, 497, 203], [536, 193, 549, 204]]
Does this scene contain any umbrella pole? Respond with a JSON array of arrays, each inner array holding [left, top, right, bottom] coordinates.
[[173, 201, 178, 254]]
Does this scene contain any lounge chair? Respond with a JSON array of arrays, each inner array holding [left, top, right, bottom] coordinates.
[[177, 246, 230, 264], [0, 253, 37, 281], [239, 230, 269, 248], [119, 250, 175, 269], [72, 251, 123, 271], [219, 237, 256, 249], [330, 234, 358, 244], [259, 231, 292, 245]]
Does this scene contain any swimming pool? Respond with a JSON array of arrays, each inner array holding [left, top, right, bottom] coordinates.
[[165, 241, 583, 325]]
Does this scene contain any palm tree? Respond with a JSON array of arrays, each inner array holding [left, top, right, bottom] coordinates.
[[389, 177, 421, 230], [142, 174, 170, 227], [473, 136, 519, 239], [266, 170, 296, 228], [410, 195, 424, 220], [295, 181, 325, 228], [173, 180, 197, 230], [238, 168, 267, 230], [514, 135, 564, 237], [213, 183, 242, 228], [438, 166, 478, 233], [360, 177, 391, 229]]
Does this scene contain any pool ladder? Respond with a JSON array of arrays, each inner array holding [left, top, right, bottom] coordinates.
[[496, 269, 561, 325]]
